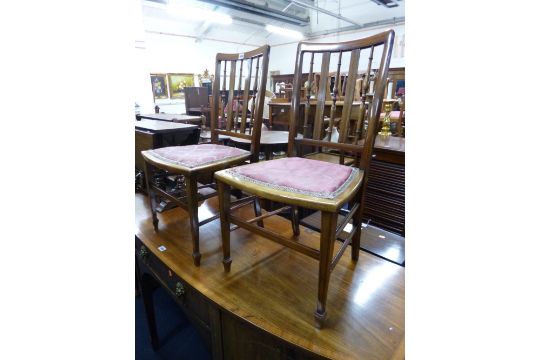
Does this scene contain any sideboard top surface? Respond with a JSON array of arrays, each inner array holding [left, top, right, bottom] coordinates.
[[135, 194, 405, 360]]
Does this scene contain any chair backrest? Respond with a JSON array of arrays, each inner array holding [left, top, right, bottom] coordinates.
[[184, 87, 209, 114], [287, 30, 394, 173], [211, 45, 270, 163]]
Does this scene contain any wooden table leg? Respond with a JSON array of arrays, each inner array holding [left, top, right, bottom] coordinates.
[[136, 260, 159, 350], [185, 175, 201, 266], [314, 211, 337, 329], [264, 145, 272, 160], [143, 161, 159, 231], [268, 107, 273, 130], [217, 180, 232, 272]]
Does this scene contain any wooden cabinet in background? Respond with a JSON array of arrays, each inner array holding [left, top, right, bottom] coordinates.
[[364, 145, 405, 236]]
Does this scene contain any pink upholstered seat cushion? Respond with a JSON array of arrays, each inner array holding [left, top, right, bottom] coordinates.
[[147, 144, 250, 169], [227, 157, 359, 199]]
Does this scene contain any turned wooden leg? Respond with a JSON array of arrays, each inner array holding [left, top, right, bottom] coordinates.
[[136, 261, 159, 350], [253, 197, 264, 228], [217, 180, 232, 272], [143, 161, 159, 231], [351, 186, 365, 261], [185, 175, 201, 266], [291, 205, 300, 236], [314, 211, 337, 329]]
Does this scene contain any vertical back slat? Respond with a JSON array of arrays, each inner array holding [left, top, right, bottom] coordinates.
[[313, 52, 331, 141], [326, 51, 342, 142], [251, 52, 269, 159], [226, 60, 237, 131], [302, 53, 315, 137], [337, 49, 360, 143], [220, 61, 227, 127], [240, 58, 253, 133], [355, 46, 375, 142], [233, 59, 244, 132], [360, 36, 393, 171], [249, 56, 260, 135], [337, 69, 343, 99], [211, 59, 222, 143], [288, 46, 304, 156]]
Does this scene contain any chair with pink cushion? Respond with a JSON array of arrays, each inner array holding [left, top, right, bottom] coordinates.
[[214, 30, 394, 328], [141, 45, 270, 266]]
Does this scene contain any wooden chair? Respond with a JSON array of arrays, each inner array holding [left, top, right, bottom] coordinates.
[[214, 30, 394, 328], [141, 45, 270, 266]]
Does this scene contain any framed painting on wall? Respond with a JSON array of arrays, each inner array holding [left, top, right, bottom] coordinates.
[[168, 73, 194, 99], [150, 74, 169, 100]]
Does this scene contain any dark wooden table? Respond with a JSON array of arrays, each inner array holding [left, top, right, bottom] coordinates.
[[137, 113, 202, 125], [135, 194, 404, 360], [268, 100, 363, 130], [135, 120, 200, 191], [230, 130, 290, 160]]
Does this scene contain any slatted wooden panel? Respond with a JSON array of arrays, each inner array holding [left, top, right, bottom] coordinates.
[[288, 30, 395, 174], [363, 160, 405, 236], [211, 45, 270, 162]]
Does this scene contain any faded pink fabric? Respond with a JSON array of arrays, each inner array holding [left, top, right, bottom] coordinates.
[[228, 157, 357, 199], [224, 99, 243, 113], [148, 144, 250, 168]]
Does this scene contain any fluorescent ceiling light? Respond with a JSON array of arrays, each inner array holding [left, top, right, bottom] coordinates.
[[169, 2, 233, 25], [265, 25, 303, 39]]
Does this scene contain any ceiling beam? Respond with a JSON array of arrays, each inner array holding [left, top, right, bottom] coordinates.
[[306, 16, 405, 38], [286, 0, 364, 27], [197, 0, 309, 26]]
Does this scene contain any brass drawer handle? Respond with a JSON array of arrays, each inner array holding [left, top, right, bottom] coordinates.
[[138, 246, 148, 261], [175, 282, 185, 298]]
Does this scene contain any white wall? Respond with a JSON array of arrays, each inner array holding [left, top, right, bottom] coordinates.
[[135, 31, 262, 114], [134, 19, 405, 114]]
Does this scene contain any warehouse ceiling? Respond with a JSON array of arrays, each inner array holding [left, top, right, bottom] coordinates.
[[141, 0, 405, 46]]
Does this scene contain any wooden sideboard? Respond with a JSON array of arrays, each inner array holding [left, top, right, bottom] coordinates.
[[137, 113, 203, 125], [136, 194, 405, 360]]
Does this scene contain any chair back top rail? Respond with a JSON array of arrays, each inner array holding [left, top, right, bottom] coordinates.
[[211, 45, 270, 162], [288, 30, 395, 173]]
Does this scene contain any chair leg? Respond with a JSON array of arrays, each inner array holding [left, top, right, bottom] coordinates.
[[185, 175, 201, 266], [143, 161, 159, 231], [291, 205, 300, 236], [217, 180, 232, 272], [253, 197, 264, 228], [314, 211, 337, 329], [351, 187, 364, 261]]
